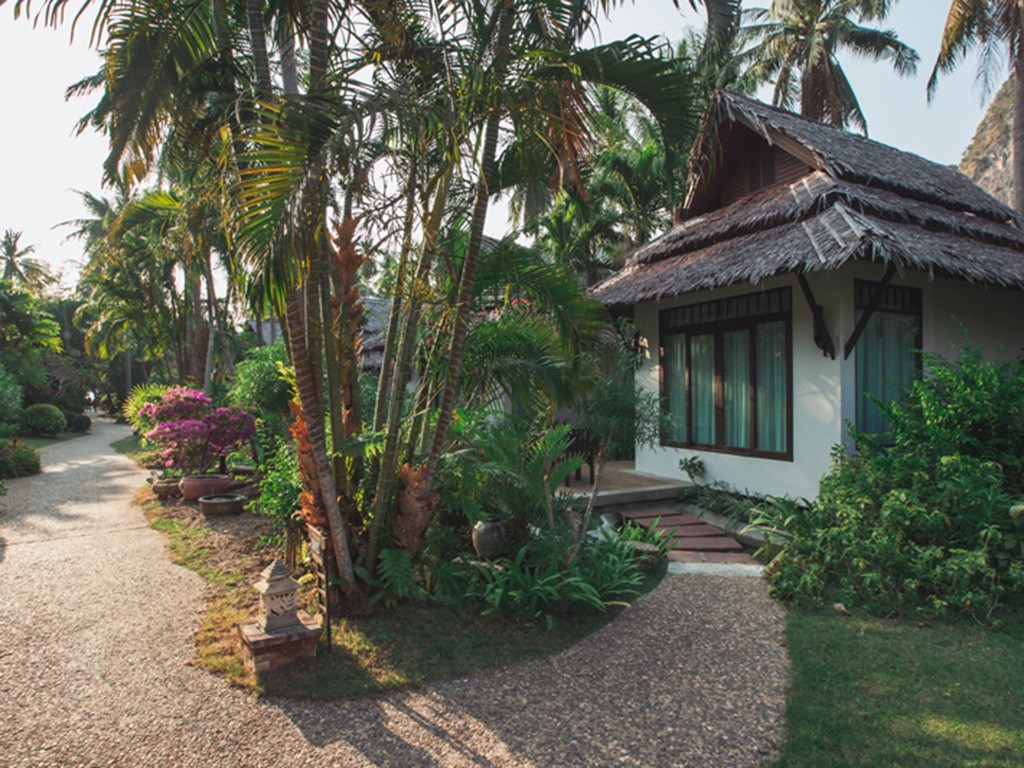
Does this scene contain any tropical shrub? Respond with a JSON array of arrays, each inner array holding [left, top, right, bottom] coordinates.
[[755, 342, 1024, 619], [0, 440, 41, 478], [20, 403, 66, 437], [428, 526, 653, 623], [123, 383, 170, 436], [249, 437, 301, 536], [435, 410, 582, 546], [229, 340, 293, 419], [0, 366, 23, 429]]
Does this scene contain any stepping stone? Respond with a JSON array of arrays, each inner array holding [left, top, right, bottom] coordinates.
[[668, 536, 745, 552]]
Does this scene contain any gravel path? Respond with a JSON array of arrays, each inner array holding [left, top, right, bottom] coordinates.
[[0, 420, 788, 767]]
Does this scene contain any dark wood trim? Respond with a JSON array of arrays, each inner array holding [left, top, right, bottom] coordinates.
[[785, 311, 794, 460], [658, 287, 794, 461], [660, 439, 794, 462], [797, 271, 836, 359], [843, 263, 897, 359]]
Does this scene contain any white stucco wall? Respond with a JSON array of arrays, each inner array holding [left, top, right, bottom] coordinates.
[[633, 264, 1024, 500]]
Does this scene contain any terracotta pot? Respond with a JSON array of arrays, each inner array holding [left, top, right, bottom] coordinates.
[[152, 477, 182, 499], [198, 493, 247, 516], [471, 521, 507, 559], [179, 474, 231, 501]]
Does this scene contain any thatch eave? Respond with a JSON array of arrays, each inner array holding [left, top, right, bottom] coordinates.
[[700, 91, 1018, 226], [593, 206, 1024, 309]]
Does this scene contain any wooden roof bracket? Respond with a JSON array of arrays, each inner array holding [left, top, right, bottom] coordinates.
[[796, 272, 836, 359], [843, 262, 897, 359]]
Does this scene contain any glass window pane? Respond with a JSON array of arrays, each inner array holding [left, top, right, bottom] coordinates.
[[691, 334, 715, 444], [664, 333, 687, 442], [756, 321, 787, 452], [723, 330, 750, 448], [856, 311, 919, 434]]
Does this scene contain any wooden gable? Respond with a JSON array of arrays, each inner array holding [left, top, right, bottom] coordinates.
[[682, 121, 812, 220]]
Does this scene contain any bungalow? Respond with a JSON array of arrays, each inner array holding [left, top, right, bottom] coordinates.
[[593, 91, 1024, 500]]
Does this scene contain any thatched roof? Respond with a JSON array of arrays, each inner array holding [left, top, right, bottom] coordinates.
[[593, 91, 1024, 310]]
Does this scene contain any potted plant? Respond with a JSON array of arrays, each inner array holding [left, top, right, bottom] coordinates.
[[141, 387, 256, 500]]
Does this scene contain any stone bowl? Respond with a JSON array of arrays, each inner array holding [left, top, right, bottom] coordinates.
[[179, 474, 231, 501], [151, 476, 183, 499], [198, 493, 248, 516]]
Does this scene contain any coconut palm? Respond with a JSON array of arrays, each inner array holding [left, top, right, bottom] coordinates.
[[1, 230, 53, 290], [739, 0, 918, 131], [930, 1, 1024, 213]]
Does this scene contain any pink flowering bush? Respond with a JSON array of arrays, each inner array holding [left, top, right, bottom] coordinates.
[[138, 386, 211, 426], [143, 387, 255, 474]]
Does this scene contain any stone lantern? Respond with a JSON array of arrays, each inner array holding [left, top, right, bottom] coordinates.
[[255, 559, 300, 631], [238, 559, 321, 673]]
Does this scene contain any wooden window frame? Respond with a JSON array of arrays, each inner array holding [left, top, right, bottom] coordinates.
[[659, 288, 794, 461], [852, 280, 923, 434]]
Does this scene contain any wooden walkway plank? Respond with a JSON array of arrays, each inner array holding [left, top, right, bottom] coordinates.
[[667, 536, 745, 552]]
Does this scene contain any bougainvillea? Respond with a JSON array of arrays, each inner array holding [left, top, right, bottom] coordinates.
[[139, 386, 211, 425], [143, 388, 255, 474]]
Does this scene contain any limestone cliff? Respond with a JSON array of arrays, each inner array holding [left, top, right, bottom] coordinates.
[[959, 79, 1013, 207]]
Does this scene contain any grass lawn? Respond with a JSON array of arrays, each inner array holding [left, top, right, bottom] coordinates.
[[110, 433, 145, 458], [776, 607, 1024, 767]]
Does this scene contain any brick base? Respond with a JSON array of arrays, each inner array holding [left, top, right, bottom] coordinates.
[[238, 611, 322, 673]]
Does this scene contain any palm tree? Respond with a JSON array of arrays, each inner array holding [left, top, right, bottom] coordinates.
[[739, 0, 918, 131], [1, 230, 53, 290], [930, 1, 1024, 214]]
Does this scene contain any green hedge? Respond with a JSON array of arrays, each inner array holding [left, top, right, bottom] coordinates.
[[20, 404, 66, 437]]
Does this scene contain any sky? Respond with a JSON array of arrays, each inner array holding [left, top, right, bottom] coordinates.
[[0, 0, 1002, 290]]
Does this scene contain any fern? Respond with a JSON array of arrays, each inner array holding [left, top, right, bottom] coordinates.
[[357, 548, 423, 606]]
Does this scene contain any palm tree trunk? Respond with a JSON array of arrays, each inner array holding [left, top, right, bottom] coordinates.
[[271, 0, 357, 590], [420, 0, 515, 494], [245, 0, 273, 98], [202, 246, 236, 386], [372, 164, 419, 433], [364, 167, 453, 568], [284, 289, 357, 588], [1014, 49, 1024, 216], [187, 271, 204, 383]]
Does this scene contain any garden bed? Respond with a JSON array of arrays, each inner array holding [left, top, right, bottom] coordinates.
[[139, 486, 666, 699]]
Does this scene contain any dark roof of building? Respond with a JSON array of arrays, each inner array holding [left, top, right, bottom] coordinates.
[[593, 91, 1024, 310]]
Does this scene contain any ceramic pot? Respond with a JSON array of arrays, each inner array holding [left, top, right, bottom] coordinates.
[[152, 477, 182, 499], [198, 493, 247, 516], [471, 521, 507, 559], [179, 474, 231, 501]]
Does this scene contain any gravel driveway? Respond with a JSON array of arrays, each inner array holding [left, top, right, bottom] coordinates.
[[0, 420, 788, 767]]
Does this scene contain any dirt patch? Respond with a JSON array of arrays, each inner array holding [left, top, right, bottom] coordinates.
[[159, 499, 270, 573]]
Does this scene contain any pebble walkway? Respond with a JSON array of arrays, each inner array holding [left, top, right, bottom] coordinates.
[[0, 419, 788, 767]]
